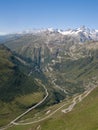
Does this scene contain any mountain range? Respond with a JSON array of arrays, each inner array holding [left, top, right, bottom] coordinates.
[[0, 26, 98, 43], [0, 26, 98, 130], [29, 26, 98, 43]]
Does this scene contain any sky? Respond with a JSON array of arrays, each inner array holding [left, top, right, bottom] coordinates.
[[0, 0, 98, 33]]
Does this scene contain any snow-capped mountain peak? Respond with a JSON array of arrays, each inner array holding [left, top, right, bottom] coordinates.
[[1, 26, 98, 43], [47, 28, 54, 32]]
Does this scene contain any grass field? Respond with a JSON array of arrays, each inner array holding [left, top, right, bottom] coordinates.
[[7, 87, 98, 130], [15, 92, 44, 107]]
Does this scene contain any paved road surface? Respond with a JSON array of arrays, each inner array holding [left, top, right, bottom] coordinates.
[[12, 86, 96, 125], [0, 81, 97, 129], [0, 79, 48, 130]]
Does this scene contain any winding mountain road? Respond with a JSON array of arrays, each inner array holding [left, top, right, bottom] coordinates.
[[11, 80, 48, 124], [62, 85, 96, 113], [1, 81, 97, 129], [11, 85, 97, 126], [0, 79, 48, 130]]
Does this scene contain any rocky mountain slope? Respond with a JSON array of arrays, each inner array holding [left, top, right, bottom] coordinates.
[[0, 44, 66, 128], [0, 26, 98, 129], [2, 27, 98, 95], [0, 45, 45, 127]]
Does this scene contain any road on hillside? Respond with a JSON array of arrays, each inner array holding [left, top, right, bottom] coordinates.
[[0, 79, 49, 130], [11, 85, 97, 125], [52, 79, 68, 94], [1, 81, 97, 129]]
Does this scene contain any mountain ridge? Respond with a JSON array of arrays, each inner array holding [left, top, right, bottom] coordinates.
[[0, 26, 98, 47], [0, 26, 98, 129]]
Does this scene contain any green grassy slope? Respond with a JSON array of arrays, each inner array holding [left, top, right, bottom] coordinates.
[[40, 87, 98, 130], [8, 87, 98, 130], [0, 44, 42, 102], [51, 53, 98, 95], [0, 45, 45, 127]]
